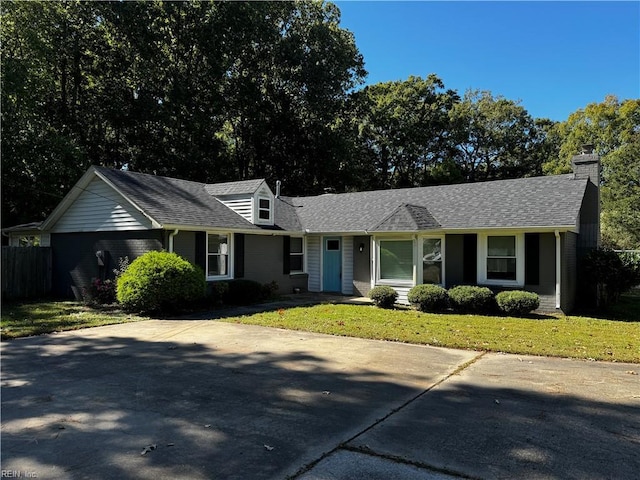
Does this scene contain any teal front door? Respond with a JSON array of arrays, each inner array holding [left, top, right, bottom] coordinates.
[[322, 237, 342, 292]]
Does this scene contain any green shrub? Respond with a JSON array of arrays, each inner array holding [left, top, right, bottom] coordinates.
[[448, 285, 495, 313], [116, 251, 206, 313], [223, 279, 269, 305], [495, 290, 540, 316], [407, 284, 448, 312], [581, 248, 640, 308], [368, 286, 398, 308]]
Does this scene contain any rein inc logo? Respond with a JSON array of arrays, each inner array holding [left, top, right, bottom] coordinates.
[[1, 472, 38, 478]]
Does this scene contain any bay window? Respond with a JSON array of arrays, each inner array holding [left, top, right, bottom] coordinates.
[[422, 237, 444, 285], [378, 239, 414, 282]]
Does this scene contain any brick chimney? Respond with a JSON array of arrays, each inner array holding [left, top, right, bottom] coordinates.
[[571, 144, 601, 249]]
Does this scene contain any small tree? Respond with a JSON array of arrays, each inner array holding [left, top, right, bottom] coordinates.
[[580, 248, 640, 308], [117, 251, 206, 313]]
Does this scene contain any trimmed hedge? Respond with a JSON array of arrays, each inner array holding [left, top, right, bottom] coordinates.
[[116, 251, 206, 313], [212, 279, 279, 305], [407, 284, 448, 312], [448, 285, 495, 313], [368, 285, 398, 308], [495, 290, 540, 316]]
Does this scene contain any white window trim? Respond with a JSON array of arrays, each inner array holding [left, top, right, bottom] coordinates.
[[419, 235, 445, 286], [477, 233, 524, 286], [375, 237, 416, 286], [254, 195, 273, 225], [290, 235, 306, 274], [206, 232, 234, 281]]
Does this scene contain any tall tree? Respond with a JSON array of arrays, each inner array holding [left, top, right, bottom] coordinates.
[[1, 1, 365, 228], [448, 90, 544, 182], [543, 96, 640, 248], [351, 75, 459, 190]]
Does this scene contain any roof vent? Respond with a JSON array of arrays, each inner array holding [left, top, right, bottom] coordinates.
[[276, 180, 281, 198]]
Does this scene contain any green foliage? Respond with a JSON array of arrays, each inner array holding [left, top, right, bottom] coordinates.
[[116, 251, 206, 313], [407, 284, 448, 312], [218, 279, 276, 306], [495, 291, 540, 316], [581, 249, 640, 308], [368, 285, 398, 309], [448, 286, 495, 313], [1, 1, 366, 229], [542, 96, 640, 249]]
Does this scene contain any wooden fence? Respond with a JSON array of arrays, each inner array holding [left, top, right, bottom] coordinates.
[[2, 246, 52, 300]]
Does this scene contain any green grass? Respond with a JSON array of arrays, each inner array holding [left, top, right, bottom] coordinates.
[[1, 301, 148, 340], [3, 294, 639, 363], [221, 301, 640, 363]]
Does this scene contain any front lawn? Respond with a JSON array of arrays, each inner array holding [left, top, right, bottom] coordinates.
[[222, 303, 640, 363], [1, 301, 148, 340]]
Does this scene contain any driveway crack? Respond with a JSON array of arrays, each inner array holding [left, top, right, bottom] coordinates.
[[288, 350, 487, 479]]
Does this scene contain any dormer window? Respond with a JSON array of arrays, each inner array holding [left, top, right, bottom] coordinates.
[[258, 198, 271, 221]]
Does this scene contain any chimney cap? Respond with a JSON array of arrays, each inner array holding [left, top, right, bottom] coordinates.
[[581, 144, 595, 155]]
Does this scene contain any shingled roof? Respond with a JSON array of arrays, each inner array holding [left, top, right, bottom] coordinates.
[[54, 167, 587, 234], [284, 174, 589, 233]]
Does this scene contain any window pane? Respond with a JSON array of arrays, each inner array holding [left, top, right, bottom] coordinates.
[[487, 258, 516, 280], [208, 234, 228, 255], [423, 262, 442, 284], [259, 198, 270, 209], [488, 236, 515, 257], [208, 254, 228, 276], [423, 238, 442, 262], [259, 209, 270, 220], [290, 255, 303, 272], [290, 237, 303, 253], [380, 241, 413, 280], [327, 240, 340, 251]]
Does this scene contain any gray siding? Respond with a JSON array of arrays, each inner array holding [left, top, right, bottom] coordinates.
[[561, 232, 578, 313], [353, 236, 371, 296], [173, 231, 196, 265], [307, 236, 321, 292], [52, 177, 153, 232], [341, 236, 354, 294], [444, 234, 464, 287], [243, 235, 307, 294], [525, 233, 557, 312], [51, 230, 163, 298]]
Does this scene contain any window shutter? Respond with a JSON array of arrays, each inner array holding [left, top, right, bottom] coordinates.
[[195, 231, 206, 272], [234, 233, 245, 278], [283, 236, 291, 274], [463, 234, 477, 284], [525, 233, 540, 285]]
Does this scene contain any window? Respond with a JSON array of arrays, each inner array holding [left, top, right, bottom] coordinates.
[[422, 237, 443, 285], [290, 237, 304, 273], [379, 240, 414, 282], [258, 197, 271, 221], [487, 236, 516, 281], [326, 239, 340, 251], [478, 233, 524, 285], [207, 234, 230, 278]]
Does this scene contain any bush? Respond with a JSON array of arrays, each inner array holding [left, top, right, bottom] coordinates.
[[448, 285, 495, 313], [495, 290, 540, 316], [581, 248, 640, 308], [407, 284, 448, 312], [223, 279, 270, 305], [84, 278, 116, 305], [368, 286, 398, 308], [116, 251, 206, 313]]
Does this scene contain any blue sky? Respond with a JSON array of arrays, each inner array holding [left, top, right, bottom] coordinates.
[[335, 1, 640, 121]]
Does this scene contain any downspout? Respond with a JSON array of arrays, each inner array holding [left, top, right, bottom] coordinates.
[[555, 230, 561, 310], [168, 229, 179, 253]]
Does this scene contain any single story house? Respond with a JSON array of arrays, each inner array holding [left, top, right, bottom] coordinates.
[[22, 151, 600, 312]]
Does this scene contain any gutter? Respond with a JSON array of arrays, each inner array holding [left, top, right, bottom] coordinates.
[[168, 229, 179, 253], [555, 230, 561, 310]]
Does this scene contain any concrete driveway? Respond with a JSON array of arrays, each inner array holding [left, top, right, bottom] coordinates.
[[2, 319, 639, 480]]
